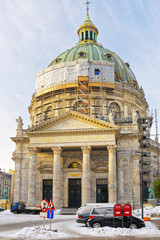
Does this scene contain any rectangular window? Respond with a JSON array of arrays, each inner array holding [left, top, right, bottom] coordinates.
[[95, 69, 100, 75]]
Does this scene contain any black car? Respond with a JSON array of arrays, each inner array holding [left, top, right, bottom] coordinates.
[[76, 203, 114, 226], [88, 215, 145, 229]]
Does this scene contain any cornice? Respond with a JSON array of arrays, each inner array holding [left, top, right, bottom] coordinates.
[[10, 136, 29, 143], [26, 128, 119, 136], [118, 133, 141, 139]]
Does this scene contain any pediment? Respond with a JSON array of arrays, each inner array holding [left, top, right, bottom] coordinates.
[[25, 111, 119, 134]]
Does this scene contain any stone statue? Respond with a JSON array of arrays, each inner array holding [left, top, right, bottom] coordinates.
[[108, 110, 114, 124], [16, 116, 23, 129], [16, 116, 23, 136], [148, 186, 154, 199]]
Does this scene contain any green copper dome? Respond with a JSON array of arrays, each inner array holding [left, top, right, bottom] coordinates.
[[48, 14, 139, 90]]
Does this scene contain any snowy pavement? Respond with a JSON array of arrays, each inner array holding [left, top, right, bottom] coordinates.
[[0, 210, 160, 239]]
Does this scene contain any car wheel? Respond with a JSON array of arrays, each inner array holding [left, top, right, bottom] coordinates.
[[85, 219, 89, 227], [129, 223, 138, 229], [92, 222, 101, 228]]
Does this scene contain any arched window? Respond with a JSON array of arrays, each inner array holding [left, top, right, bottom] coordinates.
[[82, 32, 84, 41], [85, 30, 88, 40], [68, 162, 82, 169], [90, 31, 92, 40], [109, 102, 121, 119], [44, 106, 53, 120]]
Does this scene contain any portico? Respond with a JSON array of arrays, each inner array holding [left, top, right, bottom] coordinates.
[[24, 111, 119, 208]]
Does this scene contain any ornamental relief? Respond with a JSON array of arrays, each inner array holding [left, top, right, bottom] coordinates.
[[118, 141, 131, 148], [12, 151, 22, 162]]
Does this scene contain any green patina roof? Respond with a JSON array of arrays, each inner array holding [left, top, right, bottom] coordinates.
[[48, 14, 138, 90], [48, 42, 138, 89]]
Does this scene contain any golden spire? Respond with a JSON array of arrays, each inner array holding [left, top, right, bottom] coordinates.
[[84, 0, 92, 16]]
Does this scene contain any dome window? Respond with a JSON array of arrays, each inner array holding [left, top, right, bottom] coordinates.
[[85, 30, 88, 40], [54, 57, 61, 64], [125, 62, 130, 68], [95, 69, 100, 75], [90, 31, 93, 40], [78, 51, 86, 58], [105, 53, 112, 60], [82, 32, 84, 41]]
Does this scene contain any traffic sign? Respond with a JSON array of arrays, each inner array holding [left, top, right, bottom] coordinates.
[[39, 212, 47, 218], [40, 199, 49, 212], [48, 199, 55, 210], [114, 204, 122, 217], [47, 210, 54, 219], [123, 204, 132, 216]]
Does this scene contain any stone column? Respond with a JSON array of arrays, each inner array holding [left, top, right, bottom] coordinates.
[[28, 147, 37, 207], [81, 146, 91, 205], [107, 145, 117, 203], [52, 147, 62, 209], [12, 153, 21, 202]]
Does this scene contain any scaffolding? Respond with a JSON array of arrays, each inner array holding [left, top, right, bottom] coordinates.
[[77, 76, 89, 114]]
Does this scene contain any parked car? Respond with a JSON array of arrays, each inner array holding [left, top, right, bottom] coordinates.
[[88, 206, 145, 229], [76, 203, 115, 226], [0, 206, 4, 212]]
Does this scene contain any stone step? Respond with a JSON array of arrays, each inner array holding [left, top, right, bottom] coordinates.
[[60, 208, 78, 215]]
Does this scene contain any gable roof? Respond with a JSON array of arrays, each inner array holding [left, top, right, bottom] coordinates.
[[25, 111, 119, 135]]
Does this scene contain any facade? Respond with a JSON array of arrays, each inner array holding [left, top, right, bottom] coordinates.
[[0, 169, 12, 201], [11, 12, 159, 209]]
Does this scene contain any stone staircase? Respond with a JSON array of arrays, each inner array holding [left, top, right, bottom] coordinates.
[[60, 208, 78, 215]]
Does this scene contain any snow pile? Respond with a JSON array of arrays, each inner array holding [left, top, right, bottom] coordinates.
[[134, 206, 160, 218], [0, 226, 70, 239], [71, 221, 160, 238], [151, 206, 160, 217]]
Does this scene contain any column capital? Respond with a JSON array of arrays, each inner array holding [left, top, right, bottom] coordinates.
[[81, 146, 91, 154], [28, 147, 38, 155], [52, 147, 62, 155], [12, 151, 22, 162], [107, 145, 116, 153]]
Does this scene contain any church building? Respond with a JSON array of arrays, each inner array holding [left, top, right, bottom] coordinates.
[[11, 7, 158, 209]]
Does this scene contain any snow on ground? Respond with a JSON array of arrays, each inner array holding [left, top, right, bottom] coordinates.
[[1, 209, 160, 239]]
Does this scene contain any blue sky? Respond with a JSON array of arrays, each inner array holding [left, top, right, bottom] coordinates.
[[0, 0, 160, 171]]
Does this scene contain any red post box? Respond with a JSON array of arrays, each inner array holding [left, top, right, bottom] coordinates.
[[123, 204, 132, 216], [114, 204, 122, 217]]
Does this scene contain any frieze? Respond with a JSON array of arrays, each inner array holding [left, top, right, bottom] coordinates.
[[30, 134, 114, 144]]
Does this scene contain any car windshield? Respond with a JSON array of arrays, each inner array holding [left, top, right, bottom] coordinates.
[[79, 206, 94, 214], [92, 207, 113, 215], [11, 203, 17, 207]]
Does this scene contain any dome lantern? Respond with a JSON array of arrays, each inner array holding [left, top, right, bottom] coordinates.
[[77, 13, 98, 44]]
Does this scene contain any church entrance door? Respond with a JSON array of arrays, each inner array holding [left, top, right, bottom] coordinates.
[[68, 179, 81, 208], [96, 179, 108, 203], [43, 179, 53, 202]]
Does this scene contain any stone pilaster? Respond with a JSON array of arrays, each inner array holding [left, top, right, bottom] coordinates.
[[132, 153, 140, 208], [28, 147, 37, 207], [81, 146, 91, 205], [52, 147, 62, 209], [12, 152, 21, 202], [124, 102, 128, 118], [107, 145, 117, 203]]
